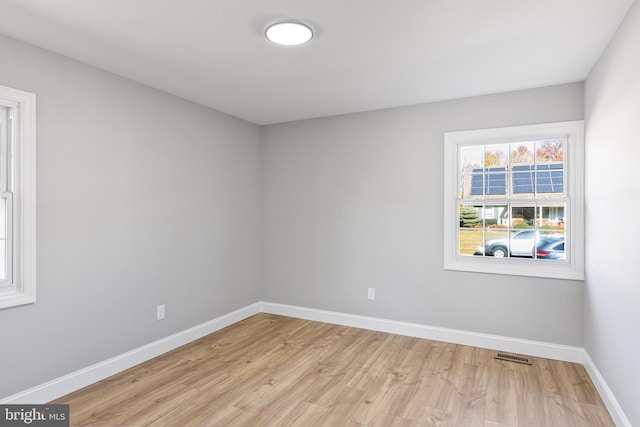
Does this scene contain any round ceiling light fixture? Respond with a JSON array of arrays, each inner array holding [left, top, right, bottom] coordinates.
[[265, 21, 313, 46]]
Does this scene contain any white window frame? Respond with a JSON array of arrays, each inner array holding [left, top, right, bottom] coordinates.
[[0, 85, 36, 309], [443, 121, 584, 280]]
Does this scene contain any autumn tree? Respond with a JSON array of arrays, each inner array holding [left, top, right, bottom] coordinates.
[[536, 140, 564, 162], [484, 150, 506, 167], [511, 145, 534, 164]]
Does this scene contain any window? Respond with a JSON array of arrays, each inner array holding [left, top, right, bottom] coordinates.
[[444, 121, 584, 280], [0, 85, 36, 309]]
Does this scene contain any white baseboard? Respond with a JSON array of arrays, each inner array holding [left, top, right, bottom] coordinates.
[[582, 351, 632, 427], [2, 300, 630, 427], [0, 302, 261, 404], [260, 301, 585, 363]]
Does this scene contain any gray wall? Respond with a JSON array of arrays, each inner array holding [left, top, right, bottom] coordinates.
[[0, 35, 262, 398], [262, 83, 585, 346], [585, 1, 640, 425]]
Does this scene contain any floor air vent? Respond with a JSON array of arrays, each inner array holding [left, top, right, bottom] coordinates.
[[495, 353, 533, 365]]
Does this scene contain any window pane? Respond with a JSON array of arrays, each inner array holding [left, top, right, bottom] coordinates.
[[485, 144, 508, 167], [510, 205, 535, 229], [0, 240, 5, 281], [534, 230, 566, 260], [510, 141, 534, 198], [460, 145, 484, 199], [0, 106, 8, 192], [485, 170, 506, 197], [535, 139, 565, 198], [511, 165, 534, 198], [0, 197, 5, 239], [459, 204, 482, 228], [536, 139, 564, 164], [479, 229, 509, 257], [459, 228, 483, 256], [510, 141, 535, 164], [535, 163, 564, 198], [483, 204, 508, 228], [536, 204, 566, 229]]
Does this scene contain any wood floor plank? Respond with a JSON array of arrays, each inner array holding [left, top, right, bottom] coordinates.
[[563, 360, 606, 406], [450, 363, 489, 427], [271, 400, 332, 427], [52, 314, 615, 426], [484, 420, 517, 427], [485, 359, 519, 426], [537, 357, 589, 427]]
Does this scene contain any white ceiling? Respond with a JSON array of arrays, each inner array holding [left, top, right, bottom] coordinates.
[[0, 0, 635, 125]]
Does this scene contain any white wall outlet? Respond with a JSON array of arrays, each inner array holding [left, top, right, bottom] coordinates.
[[367, 288, 375, 300], [156, 304, 165, 320]]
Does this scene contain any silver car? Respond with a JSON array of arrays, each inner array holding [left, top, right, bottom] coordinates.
[[477, 230, 559, 257]]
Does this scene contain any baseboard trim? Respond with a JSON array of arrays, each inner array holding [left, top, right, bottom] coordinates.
[[2, 300, 630, 427], [260, 301, 584, 363], [582, 351, 631, 427], [0, 302, 261, 404]]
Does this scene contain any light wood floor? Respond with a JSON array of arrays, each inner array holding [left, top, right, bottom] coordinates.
[[53, 314, 614, 426]]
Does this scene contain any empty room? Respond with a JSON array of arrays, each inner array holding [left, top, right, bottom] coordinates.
[[0, 1, 638, 426]]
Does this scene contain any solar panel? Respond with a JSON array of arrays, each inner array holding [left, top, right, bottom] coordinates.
[[486, 172, 506, 195], [536, 164, 564, 193], [468, 164, 563, 196], [550, 170, 564, 192], [513, 167, 534, 193], [511, 164, 563, 193], [470, 169, 484, 195]]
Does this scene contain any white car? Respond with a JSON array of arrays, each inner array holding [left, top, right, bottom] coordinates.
[[477, 230, 558, 257]]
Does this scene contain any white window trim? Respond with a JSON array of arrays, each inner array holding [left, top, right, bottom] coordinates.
[[0, 85, 36, 309], [443, 121, 584, 280]]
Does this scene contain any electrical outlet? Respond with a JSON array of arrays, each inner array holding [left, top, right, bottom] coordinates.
[[367, 288, 375, 300], [157, 304, 165, 320]]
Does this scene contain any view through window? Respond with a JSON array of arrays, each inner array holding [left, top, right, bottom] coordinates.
[[459, 139, 566, 260]]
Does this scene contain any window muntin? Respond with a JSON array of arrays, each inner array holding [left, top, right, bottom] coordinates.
[[443, 121, 584, 280]]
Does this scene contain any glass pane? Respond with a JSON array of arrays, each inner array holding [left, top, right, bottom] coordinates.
[[510, 141, 534, 198], [483, 204, 508, 229], [534, 228, 566, 260], [535, 164, 564, 197], [0, 240, 5, 281], [485, 171, 507, 197], [535, 139, 565, 197], [485, 144, 508, 168], [0, 106, 8, 192], [459, 204, 482, 229], [510, 205, 535, 229], [460, 146, 484, 199], [0, 197, 6, 239], [480, 229, 509, 257], [510, 141, 535, 164], [536, 139, 564, 164], [536, 204, 566, 232], [459, 228, 483, 256], [484, 144, 508, 199], [508, 228, 536, 257]]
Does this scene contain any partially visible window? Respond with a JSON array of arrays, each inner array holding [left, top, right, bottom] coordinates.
[[0, 85, 36, 309], [444, 121, 584, 280]]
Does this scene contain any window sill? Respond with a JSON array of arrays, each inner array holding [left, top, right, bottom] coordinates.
[[444, 255, 584, 281], [0, 288, 36, 309]]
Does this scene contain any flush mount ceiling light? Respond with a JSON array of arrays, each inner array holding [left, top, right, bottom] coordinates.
[[265, 21, 313, 46]]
